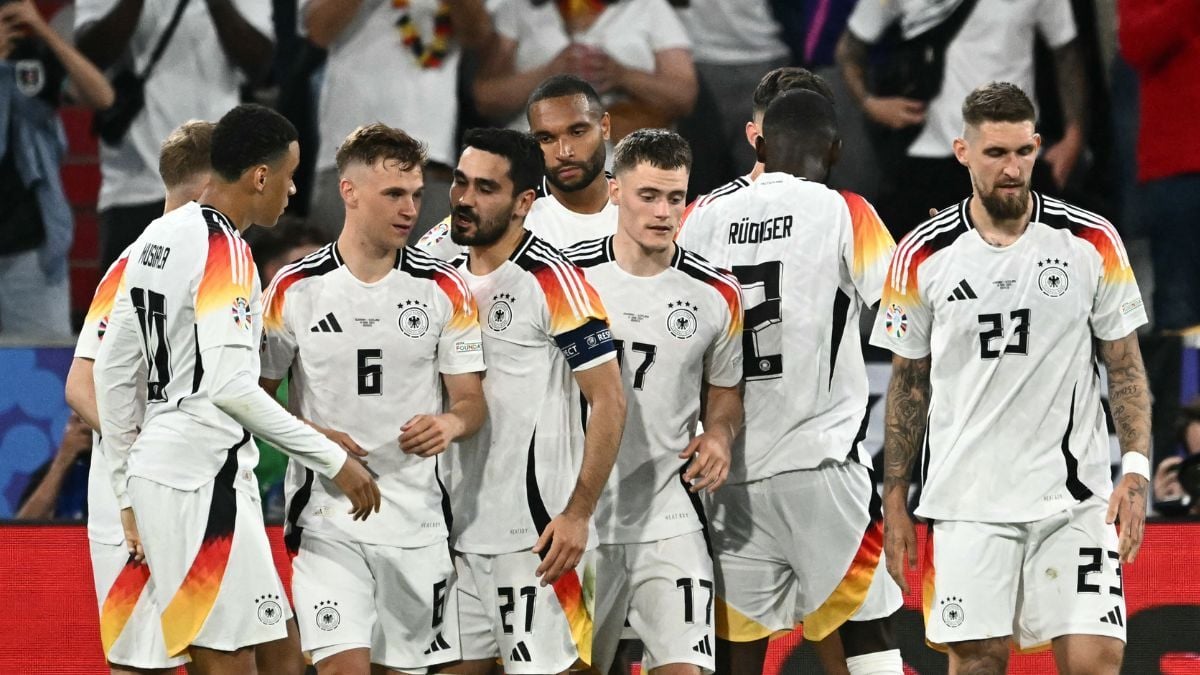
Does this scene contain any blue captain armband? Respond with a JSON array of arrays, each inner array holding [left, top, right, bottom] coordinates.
[[554, 318, 616, 370]]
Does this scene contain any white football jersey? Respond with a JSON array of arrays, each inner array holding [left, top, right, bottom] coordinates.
[[448, 231, 616, 554], [76, 247, 136, 545], [678, 173, 896, 483], [869, 193, 1148, 523], [563, 238, 743, 544], [105, 202, 264, 491], [416, 176, 618, 261], [261, 244, 485, 549]]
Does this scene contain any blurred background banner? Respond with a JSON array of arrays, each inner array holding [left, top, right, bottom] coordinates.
[[0, 346, 74, 518]]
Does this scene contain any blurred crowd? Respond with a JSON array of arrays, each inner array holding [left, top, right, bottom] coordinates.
[[3, 0, 1200, 518]]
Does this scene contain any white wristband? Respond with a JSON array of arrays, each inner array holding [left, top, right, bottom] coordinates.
[[1121, 453, 1150, 480]]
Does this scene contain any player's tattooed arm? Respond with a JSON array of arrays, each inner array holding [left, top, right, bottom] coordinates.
[[881, 354, 931, 592], [1099, 333, 1152, 563], [883, 354, 932, 496]]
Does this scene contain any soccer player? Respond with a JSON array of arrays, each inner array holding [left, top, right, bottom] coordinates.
[[418, 75, 616, 259], [260, 123, 486, 674], [94, 104, 381, 674], [871, 82, 1150, 675], [439, 128, 626, 675], [562, 129, 744, 675], [682, 67, 835, 218], [67, 120, 214, 675], [679, 90, 904, 675]]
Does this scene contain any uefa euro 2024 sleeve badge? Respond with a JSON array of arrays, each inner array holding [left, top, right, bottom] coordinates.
[[884, 303, 908, 340]]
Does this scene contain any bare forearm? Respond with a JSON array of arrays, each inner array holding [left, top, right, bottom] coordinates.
[[37, 28, 114, 109], [1101, 335, 1152, 459], [206, 0, 273, 82], [15, 456, 73, 519], [883, 356, 931, 499], [565, 395, 625, 517], [304, 0, 362, 49], [702, 384, 743, 448], [75, 0, 144, 70], [447, 391, 486, 439], [448, 0, 491, 50], [836, 31, 871, 107], [474, 62, 555, 119], [1053, 40, 1087, 134], [617, 60, 696, 120]]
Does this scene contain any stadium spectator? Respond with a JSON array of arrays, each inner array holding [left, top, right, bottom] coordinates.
[[473, 0, 697, 142], [0, 0, 113, 340], [14, 414, 92, 520], [303, 0, 491, 242], [1117, 0, 1200, 337], [75, 0, 274, 269], [675, 0, 790, 197], [836, 0, 1087, 239], [1153, 399, 1200, 517]]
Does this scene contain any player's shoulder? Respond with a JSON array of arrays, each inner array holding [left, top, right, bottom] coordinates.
[[1035, 193, 1129, 260], [892, 198, 972, 270], [511, 230, 578, 274], [399, 246, 474, 302], [559, 236, 613, 268], [693, 175, 752, 210], [837, 189, 884, 222], [265, 243, 341, 304], [674, 247, 741, 309]]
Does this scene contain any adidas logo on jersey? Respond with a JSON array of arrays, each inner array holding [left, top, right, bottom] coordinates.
[[692, 635, 713, 656], [946, 280, 978, 302], [1099, 605, 1124, 627], [423, 632, 452, 655], [310, 312, 343, 333], [510, 641, 532, 662]]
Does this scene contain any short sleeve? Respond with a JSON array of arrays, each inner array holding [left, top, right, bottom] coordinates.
[[640, 0, 691, 51], [433, 269, 486, 375], [195, 229, 257, 352], [1087, 230, 1148, 340], [74, 0, 119, 29], [259, 273, 300, 380], [232, 0, 275, 38], [535, 262, 616, 371], [416, 217, 468, 263], [75, 249, 132, 360], [869, 245, 933, 359], [840, 191, 896, 307], [704, 274, 744, 388], [1036, 0, 1078, 49], [847, 0, 902, 43]]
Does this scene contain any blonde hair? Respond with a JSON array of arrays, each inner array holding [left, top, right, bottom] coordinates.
[[158, 120, 214, 189]]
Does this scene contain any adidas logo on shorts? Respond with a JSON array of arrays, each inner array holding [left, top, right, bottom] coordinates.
[[692, 635, 713, 656], [1099, 605, 1124, 627], [424, 631, 452, 655], [509, 641, 532, 662]]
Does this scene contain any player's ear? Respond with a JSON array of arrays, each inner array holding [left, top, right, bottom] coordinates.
[[744, 120, 759, 150], [339, 176, 355, 208], [953, 137, 969, 167], [600, 112, 611, 142], [514, 188, 536, 218], [608, 174, 620, 205], [253, 164, 269, 193], [828, 137, 843, 169]]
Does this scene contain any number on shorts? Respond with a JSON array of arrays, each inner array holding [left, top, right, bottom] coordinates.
[[676, 578, 714, 626], [432, 579, 448, 628], [1077, 547, 1121, 596], [499, 585, 537, 634]]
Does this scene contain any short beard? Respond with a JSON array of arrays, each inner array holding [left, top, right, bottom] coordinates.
[[450, 204, 514, 247], [545, 143, 605, 193], [976, 177, 1030, 221]]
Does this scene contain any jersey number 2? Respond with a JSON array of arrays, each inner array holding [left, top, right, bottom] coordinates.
[[732, 261, 783, 380]]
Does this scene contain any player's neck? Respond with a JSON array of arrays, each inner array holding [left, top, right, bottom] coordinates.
[[612, 230, 673, 277], [550, 176, 609, 215], [337, 229, 398, 283], [748, 162, 765, 180], [468, 223, 528, 275], [969, 194, 1033, 247], [163, 193, 189, 215], [764, 160, 827, 183], [197, 187, 253, 233]]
